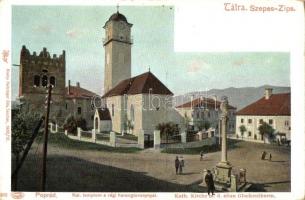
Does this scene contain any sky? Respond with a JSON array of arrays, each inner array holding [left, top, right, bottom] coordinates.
[[11, 6, 290, 99]]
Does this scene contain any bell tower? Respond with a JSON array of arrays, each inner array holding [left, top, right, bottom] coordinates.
[[103, 10, 133, 93]]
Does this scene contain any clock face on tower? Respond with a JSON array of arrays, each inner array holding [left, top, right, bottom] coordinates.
[[118, 22, 125, 30]]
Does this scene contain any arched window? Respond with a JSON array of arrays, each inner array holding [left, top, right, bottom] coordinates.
[[50, 76, 56, 87], [130, 104, 135, 122], [33, 75, 40, 87], [42, 75, 48, 87]]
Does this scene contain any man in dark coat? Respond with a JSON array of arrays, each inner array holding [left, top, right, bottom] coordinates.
[[205, 170, 215, 196], [175, 156, 180, 174]]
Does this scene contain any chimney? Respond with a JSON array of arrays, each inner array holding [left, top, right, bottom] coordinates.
[[264, 88, 273, 100], [76, 82, 80, 88], [68, 80, 71, 94]]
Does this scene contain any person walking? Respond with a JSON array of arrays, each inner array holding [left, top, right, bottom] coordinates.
[[205, 170, 215, 196], [200, 151, 204, 161], [175, 156, 180, 175], [179, 156, 184, 174], [269, 153, 272, 161]]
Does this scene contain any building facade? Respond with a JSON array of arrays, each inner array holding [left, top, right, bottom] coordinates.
[[19, 46, 66, 123], [235, 88, 291, 143], [18, 46, 98, 127], [176, 97, 237, 134]]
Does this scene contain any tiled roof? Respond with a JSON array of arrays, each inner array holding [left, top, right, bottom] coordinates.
[[66, 86, 98, 99], [176, 97, 236, 110], [236, 93, 290, 116], [102, 71, 173, 98], [97, 108, 111, 120]]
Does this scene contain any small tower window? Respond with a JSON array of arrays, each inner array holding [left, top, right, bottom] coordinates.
[[42, 75, 48, 87], [112, 104, 114, 117], [50, 76, 56, 87], [33, 75, 40, 87], [77, 107, 82, 115]]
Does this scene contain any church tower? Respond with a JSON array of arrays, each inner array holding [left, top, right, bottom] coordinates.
[[103, 11, 133, 93]]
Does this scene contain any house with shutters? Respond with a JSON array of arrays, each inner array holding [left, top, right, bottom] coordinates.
[[235, 88, 291, 143]]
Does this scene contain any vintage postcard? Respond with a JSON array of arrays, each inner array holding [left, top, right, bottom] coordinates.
[[0, 0, 304, 199]]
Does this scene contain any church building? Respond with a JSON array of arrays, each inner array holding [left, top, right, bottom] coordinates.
[[100, 11, 182, 136]]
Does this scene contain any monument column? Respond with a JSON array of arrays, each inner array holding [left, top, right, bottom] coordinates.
[[221, 115, 228, 163], [216, 96, 232, 184]]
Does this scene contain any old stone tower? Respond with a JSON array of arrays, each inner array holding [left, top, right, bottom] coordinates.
[[19, 45, 66, 122], [103, 11, 133, 93]]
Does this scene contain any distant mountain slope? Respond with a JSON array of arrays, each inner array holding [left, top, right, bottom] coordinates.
[[174, 85, 290, 110]]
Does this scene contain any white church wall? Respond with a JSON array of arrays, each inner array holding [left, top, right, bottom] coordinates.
[[106, 96, 124, 134]]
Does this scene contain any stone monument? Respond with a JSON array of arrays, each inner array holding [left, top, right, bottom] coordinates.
[[215, 96, 232, 184]]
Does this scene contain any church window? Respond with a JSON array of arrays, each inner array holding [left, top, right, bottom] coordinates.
[[77, 107, 82, 115], [269, 119, 273, 125], [112, 104, 114, 117], [42, 69, 48, 73], [248, 131, 251, 137], [130, 104, 135, 121], [241, 118, 244, 123], [33, 75, 40, 87], [65, 103, 68, 110], [50, 76, 56, 87], [42, 75, 48, 87]]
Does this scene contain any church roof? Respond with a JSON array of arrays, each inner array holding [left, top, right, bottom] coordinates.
[[104, 11, 132, 27], [108, 12, 128, 23], [236, 93, 290, 116], [66, 86, 99, 99], [102, 71, 174, 98], [96, 108, 111, 120], [176, 97, 236, 110]]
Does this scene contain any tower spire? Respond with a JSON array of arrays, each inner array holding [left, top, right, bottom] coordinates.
[[116, 3, 119, 13]]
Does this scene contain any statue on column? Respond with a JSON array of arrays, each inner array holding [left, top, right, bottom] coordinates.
[[215, 96, 232, 184]]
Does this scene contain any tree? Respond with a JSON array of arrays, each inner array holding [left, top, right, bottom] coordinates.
[[63, 114, 77, 134], [258, 122, 275, 143], [196, 119, 211, 131], [183, 112, 190, 131], [156, 122, 178, 143], [239, 125, 246, 140], [12, 109, 40, 189]]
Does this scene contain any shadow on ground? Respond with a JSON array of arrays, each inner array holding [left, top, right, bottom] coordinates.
[[13, 154, 203, 192], [248, 181, 291, 192]]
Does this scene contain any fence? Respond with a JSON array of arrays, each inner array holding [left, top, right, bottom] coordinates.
[[62, 127, 140, 148]]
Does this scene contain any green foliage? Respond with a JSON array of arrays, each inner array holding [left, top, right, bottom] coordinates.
[[239, 125, 247, 138], [63, 115, 87, 132], [12, 110, 40, 155], [63, 114, 77, 134], [183, 112, 190, 130], [258, 122, 275, 142], [76, 117, 87, 130], [196, 119, 211, 131], [156, 122, 179, 142]]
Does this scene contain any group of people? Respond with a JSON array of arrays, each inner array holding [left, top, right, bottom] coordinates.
[[261, 151, 272, 161], [174, 156, 185, 175]]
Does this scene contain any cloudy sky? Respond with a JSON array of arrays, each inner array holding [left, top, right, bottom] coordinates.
[[11, 6, 290, 99]]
